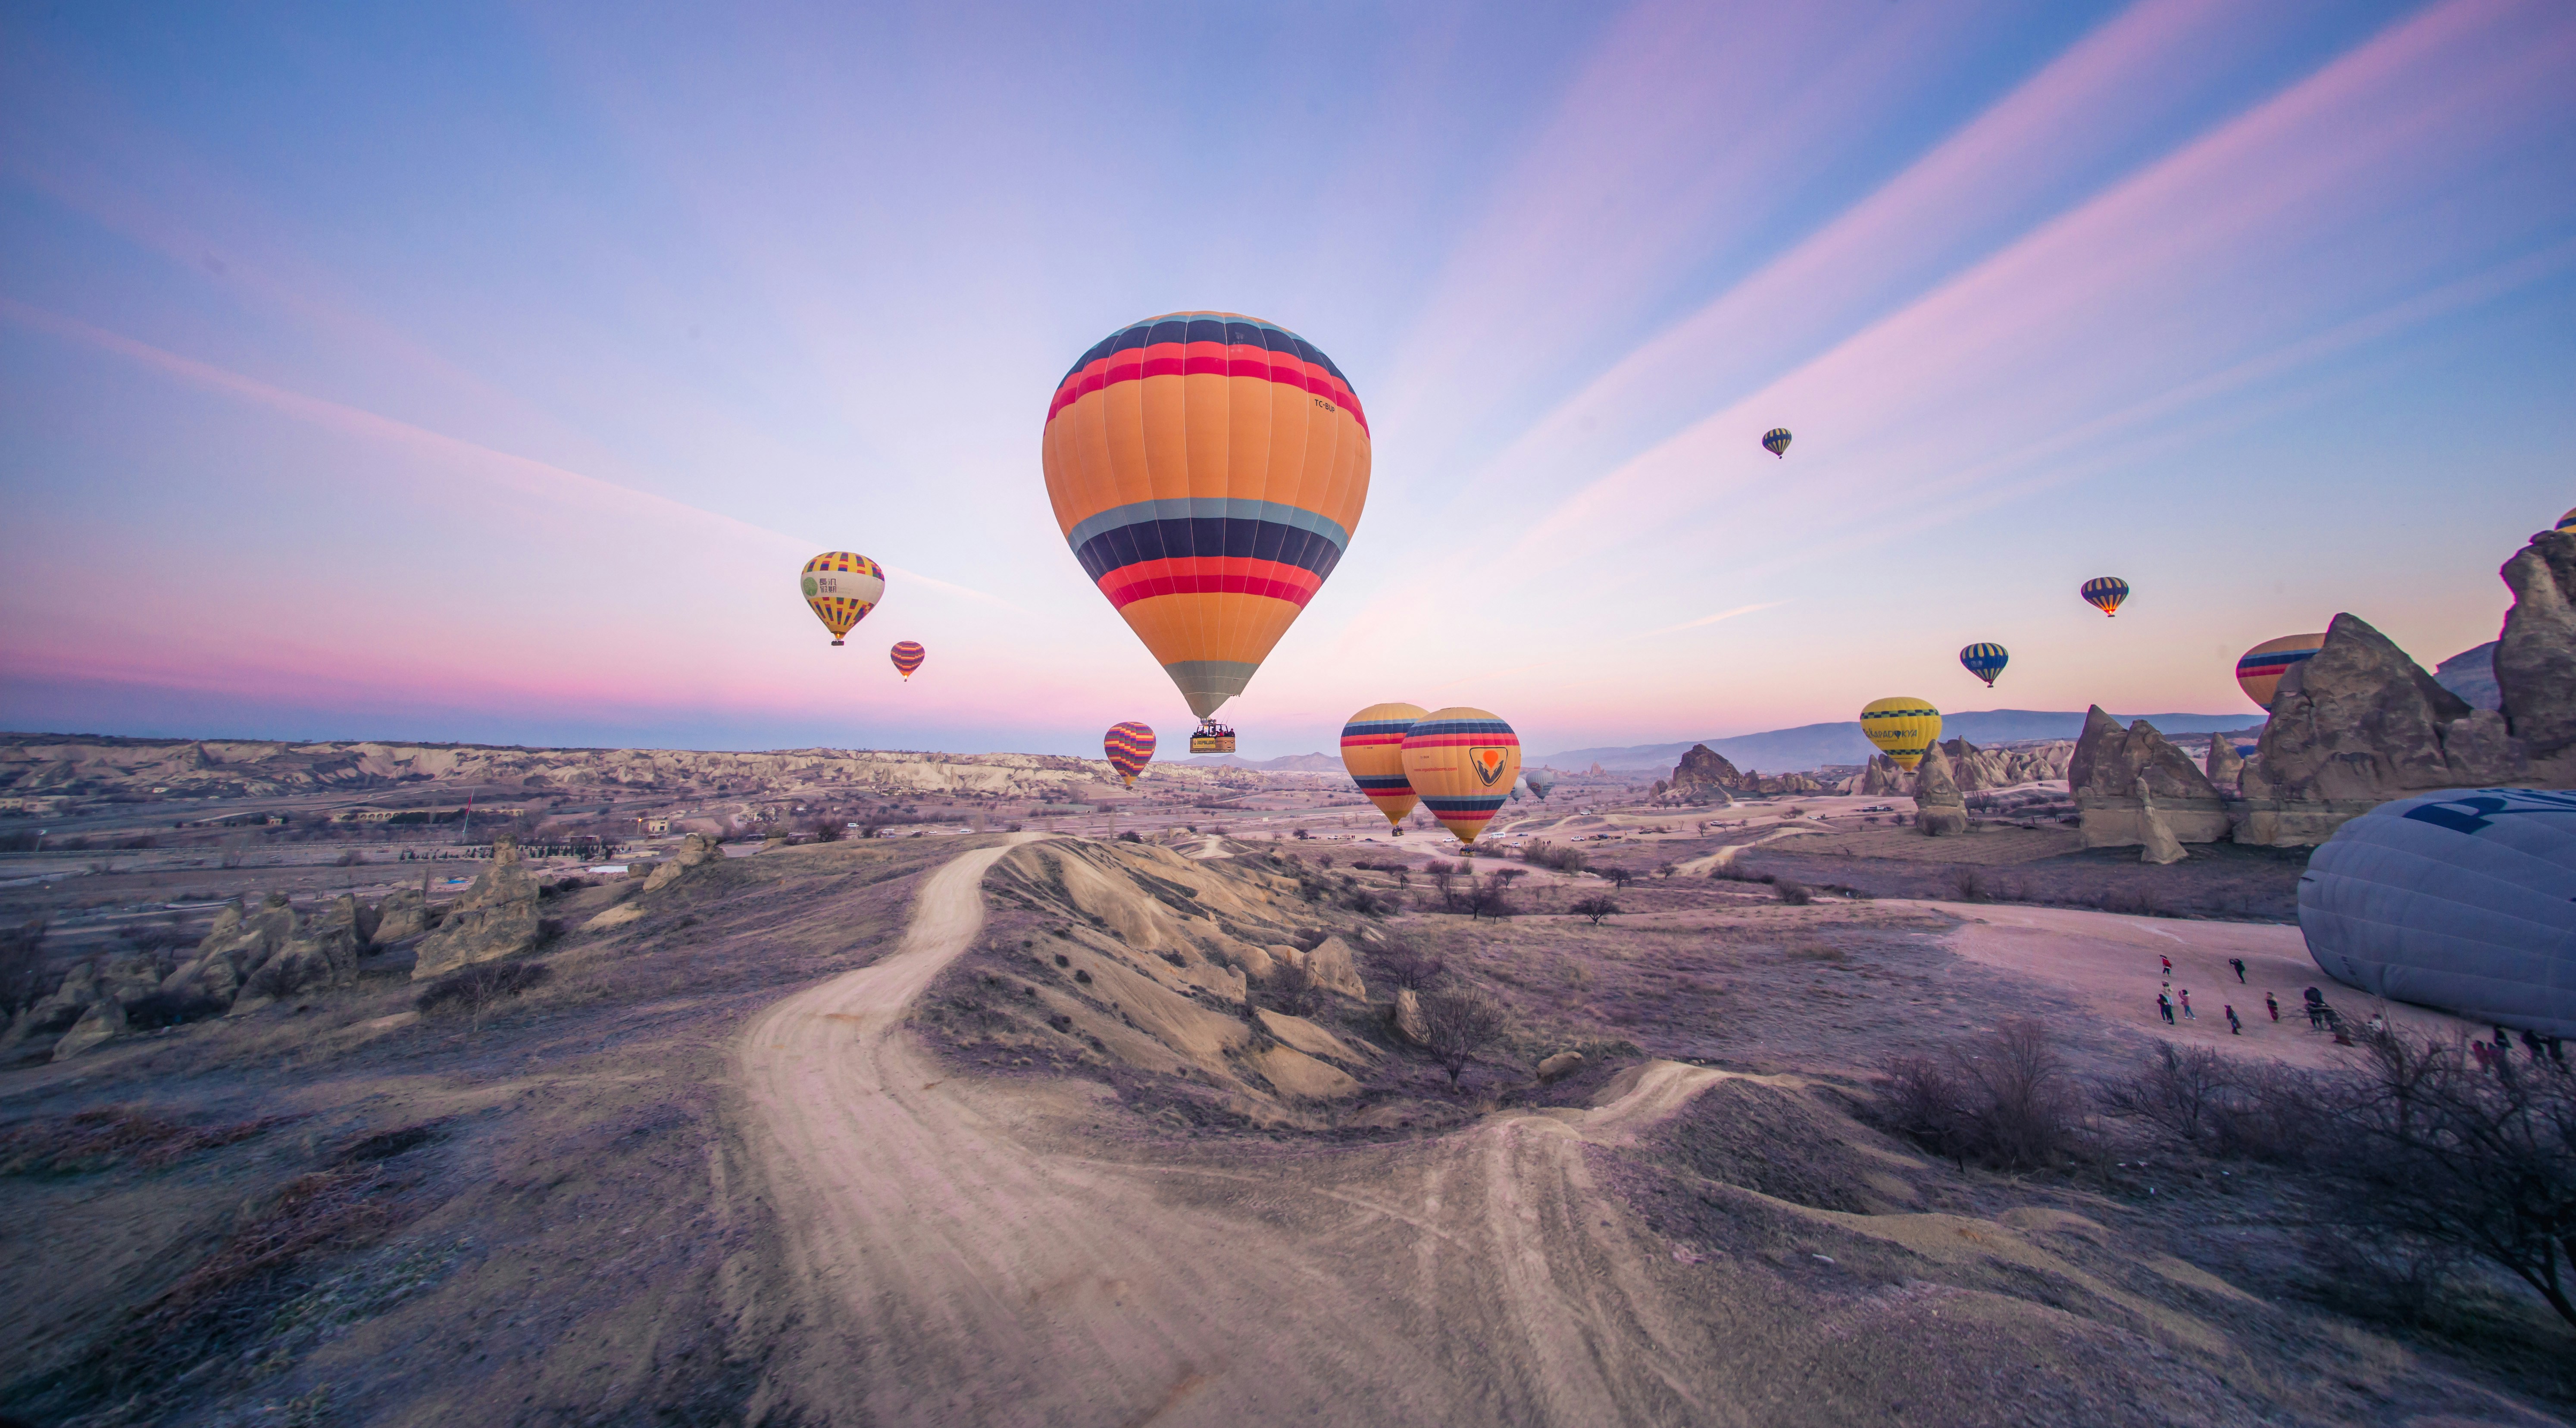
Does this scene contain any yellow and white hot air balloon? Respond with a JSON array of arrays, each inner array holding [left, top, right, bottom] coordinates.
[[800, 552, 884, 645], [1860, 697, 1942, 771]]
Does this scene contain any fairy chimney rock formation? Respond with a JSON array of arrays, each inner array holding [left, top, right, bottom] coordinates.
[[1912, 742, 1970, 837], [2203, 736, 2246, 798], [2070, 708, 2228, 849], [1665, 745, 1739, 805], [2236, 612, 2537, 846], [411, 836, 544, 981], [2497, 529, 2576, 779]]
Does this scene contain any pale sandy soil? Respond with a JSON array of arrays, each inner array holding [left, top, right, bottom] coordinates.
[[1927, 902, 2480, 1068]]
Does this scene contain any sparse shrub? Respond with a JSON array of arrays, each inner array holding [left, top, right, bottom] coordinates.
[[414, 960, 550, 1019], [1522, 840, 1588, 874], [1463, 876, 1516, 920], [1946, 867, 1989, 902], [1263, 958, 1322, 1018], [1116, 830, 1142, 842], [1880, 1019, 2081, 1171], [1600, 867, 1635, 889], [1570, 895, 1620, 925], [1419, 986, 1510, 1089], [333, 848, 364, 867], [2099, 1042, 2315, 1162], [1773, 880, 1813, 906], [122, 991, 228, 1030], [1370, 933, 1445, 990]]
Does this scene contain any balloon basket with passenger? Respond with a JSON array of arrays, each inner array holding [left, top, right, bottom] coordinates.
[[1189, 721, 1236, 755]]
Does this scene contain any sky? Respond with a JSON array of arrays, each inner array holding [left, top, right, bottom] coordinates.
[[3, 0, 2571, 761]]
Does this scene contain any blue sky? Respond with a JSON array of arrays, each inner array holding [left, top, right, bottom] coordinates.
[[3, 0, 2570, 758]]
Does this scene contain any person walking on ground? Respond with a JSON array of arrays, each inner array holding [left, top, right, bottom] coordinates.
[[2225, 1004, 2242, 1035], [2179, 989, 2195, 1021], [2160, 954, 2173, 976], [2228, 957, 2246, 983], [2265, 992, 2280, 1022], [2158, 991, 2175, 1025]]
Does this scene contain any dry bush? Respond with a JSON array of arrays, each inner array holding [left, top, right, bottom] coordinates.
[[1522, 840, 1588, 874], [1945, 867, 1990, 902], [415, 960, 551, 1019], [1881, 1019, 2082, 1171], [1570, 895, 1620, 925], [1419, 986, 1511, 1089], [2099, 1042, 2317, 1162], [1261, 959, 1322, 1018], [1369, 933, 1445, 991], [1, 1106, 287, 1176], [1773, 880, 1813, 906]]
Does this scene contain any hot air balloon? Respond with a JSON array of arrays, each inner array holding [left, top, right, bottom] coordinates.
[[1103, 721, 1157, 788], [2235, 634, 2326, 711], [1339, 702, 1425, 831], [1042, 313, 1369, 744], [1400, 707, 1521, 844], [1959, 643, 2009, 688], [1524, 769, 1558, 801], [2300, 787, 2576, 1036], [889, 641, 926, 680], [1761, 427, 1792, 458], [2080, 576, 2129, 617], [2556, 507, 2575, 533], [800, 553, 885, 645], [1860, 698, 1942, 771]]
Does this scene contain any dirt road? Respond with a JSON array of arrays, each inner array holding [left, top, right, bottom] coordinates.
[[736, 838, 1735, 1426]]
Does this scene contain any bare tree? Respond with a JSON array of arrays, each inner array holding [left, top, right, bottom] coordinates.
[[1369, 933, 1445, 991], [1463, 875, 1516, 921], [2325, 1029, 2576, 1328], [1600, 866, 1635, 889], [1419, 987, 1510, 1089], [1570, 895, 1620, 925], [1882, 1019, 2081, 1171]]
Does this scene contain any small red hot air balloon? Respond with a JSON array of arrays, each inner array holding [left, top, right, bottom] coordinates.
[[889, 641, 925, 680]]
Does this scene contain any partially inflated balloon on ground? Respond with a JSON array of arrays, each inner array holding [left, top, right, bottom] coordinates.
[[1340, 702, 1425, 829], [1042, 312, 1369, 720], [1401, 708, 1521, 844], [801, 553, 884, 645], [2301, 787, 2576, 1036], [1103, 722, 1156, 787], [1860, 698, 1942, 771], [889, 641, 925, 680], [2080, 576, 2129, 617], [1959, 643, 2008, 688], [2235, 634, 2326, 710]]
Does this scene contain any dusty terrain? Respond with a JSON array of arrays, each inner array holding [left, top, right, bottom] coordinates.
[[3, 764, 2568, 1426]]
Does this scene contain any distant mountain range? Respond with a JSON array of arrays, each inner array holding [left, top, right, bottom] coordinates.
[[1532, 710, 2266, 774], [1177, 752, 1345, 772]]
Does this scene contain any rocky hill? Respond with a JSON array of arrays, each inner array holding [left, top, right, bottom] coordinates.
[[0, 734, 1254, 805]]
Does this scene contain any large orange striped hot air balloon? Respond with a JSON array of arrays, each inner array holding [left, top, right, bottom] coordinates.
[[1103, 721, 1156, 787], [1340, 702, 1425, 830], [889, 641, 925, 680], [1042, 313, 1369, 735], [1401, 707, 1521, 845]]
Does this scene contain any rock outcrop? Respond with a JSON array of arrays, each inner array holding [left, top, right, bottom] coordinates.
[[2136, 786, 2187, 866], [642, 833, 727, 893], [1301, 936, 1367, 1000], [2236, 614, 2526, 846], [52, 996, 126, 1061], [1389, 988, 1429, 1046], [2203, 736, 2245, 798], [1855, 755, 1913, 798], [371, 889, 431, 943], [2070, 708, 2229, 849], [1536, 1050, 1585, 1084], [1912, 743, 1970, 837], [2498, 531, 2576, 778], [411, 837, 544, 981], [1664, 746, 1738, 805]]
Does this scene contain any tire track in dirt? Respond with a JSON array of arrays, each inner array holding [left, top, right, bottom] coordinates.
[[735, 837, 1737, 1426]]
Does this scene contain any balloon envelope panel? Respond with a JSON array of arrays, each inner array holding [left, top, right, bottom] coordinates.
[[1042, 313, 1371, 719], [1103, 721, 1157, 786], [801, 552, 885, 643], [2235, 633, 2326, 711], [1401, 707, 1521, 843], [2300, 788, 2576, 1037], [1860, 698, 1942, 771], [1340, 701, 1426, 827]]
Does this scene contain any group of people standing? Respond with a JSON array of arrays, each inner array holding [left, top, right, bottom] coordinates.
[[2152, 952, 2261, 1037]]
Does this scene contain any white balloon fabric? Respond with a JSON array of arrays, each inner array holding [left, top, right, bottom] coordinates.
[[2300, 787, 2576, 1036]]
